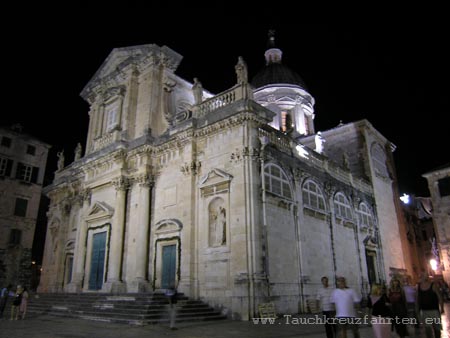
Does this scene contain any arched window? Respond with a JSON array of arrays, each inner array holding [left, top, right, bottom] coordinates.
[[358, 202, 374, 228], [302, 180, 326, 211], [264, 164, 292, 199], [371, 143, 388, 177], [334, 192, 353, 220]]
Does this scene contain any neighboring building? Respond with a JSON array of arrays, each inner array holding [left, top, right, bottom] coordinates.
[[38, 36, 411, 319], [401, 194, 435, 280], [0, 124, 51, 288], [423, 164, 450, 285]]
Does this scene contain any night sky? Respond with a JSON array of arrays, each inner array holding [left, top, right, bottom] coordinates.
[[3, 5, 449, 197]]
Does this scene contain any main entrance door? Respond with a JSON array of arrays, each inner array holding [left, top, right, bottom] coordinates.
[[161, 244, 176, 288], [88, 232, 106, 290]]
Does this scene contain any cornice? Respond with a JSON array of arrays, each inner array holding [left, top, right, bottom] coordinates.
[[194, 112, 268, 138]]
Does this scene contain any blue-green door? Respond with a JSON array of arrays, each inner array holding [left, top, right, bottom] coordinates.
[[89, 232, 106, 290], [161, 245, 176, 288]]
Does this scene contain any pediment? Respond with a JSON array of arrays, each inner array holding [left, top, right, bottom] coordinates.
[[85, 201, 114, 222], [81, 44, 183, 101], [65, 240, 75, 251], [155, 219, 183, 234], [199, 169, 233, 197], [199, 168, 233, 186]]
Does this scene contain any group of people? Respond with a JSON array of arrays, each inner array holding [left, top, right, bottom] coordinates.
[[0, 284, 29, 320], [316, 272, 445, 338]]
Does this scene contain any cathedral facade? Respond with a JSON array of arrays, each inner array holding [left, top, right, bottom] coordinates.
[[38, 39, 412, 319]]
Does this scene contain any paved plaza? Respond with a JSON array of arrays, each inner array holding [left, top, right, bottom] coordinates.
[[1, 302, 449, 338]]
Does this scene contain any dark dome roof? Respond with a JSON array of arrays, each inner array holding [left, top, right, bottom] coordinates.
[[251, 62, 307, 89]]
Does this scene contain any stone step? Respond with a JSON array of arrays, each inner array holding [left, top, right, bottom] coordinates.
[[15, 292, 227, 325]]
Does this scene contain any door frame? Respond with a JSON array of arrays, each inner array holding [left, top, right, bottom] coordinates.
[[88, 231, 108, 290], [153, 237, 180, 289], [84, 223, 111, 291]]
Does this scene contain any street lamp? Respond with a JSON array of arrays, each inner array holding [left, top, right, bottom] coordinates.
[[430, 258, 438, 272]]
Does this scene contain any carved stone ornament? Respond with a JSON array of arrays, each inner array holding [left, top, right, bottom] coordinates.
[[112, 176, 129, 191], [180, 161, 201, 176], [103, 86, 125, 102], [230, 148, 243, 163], [293, 168, 308, 182], [163, 74, 177, 92], [323, 181, 335, 196], [136, 174, 153, 187]]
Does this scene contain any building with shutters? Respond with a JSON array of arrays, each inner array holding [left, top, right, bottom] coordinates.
[[0, 124, 51, 288]]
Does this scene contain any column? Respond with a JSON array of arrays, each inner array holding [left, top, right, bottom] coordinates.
[[70, 189, 91, 292], [107, 177, 128, 292], [134, 175, 152, 291]]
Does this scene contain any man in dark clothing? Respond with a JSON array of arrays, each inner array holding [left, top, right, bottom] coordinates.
[[416, 272, 444, 338]]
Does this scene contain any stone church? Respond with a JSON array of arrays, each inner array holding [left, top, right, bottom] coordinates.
[[38, 34, 412, 319]]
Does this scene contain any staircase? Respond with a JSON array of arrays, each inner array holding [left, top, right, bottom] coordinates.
[[20, 292, 227, 325]]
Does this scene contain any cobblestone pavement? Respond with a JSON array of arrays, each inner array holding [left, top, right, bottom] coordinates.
[[1, 302, 449, 338]]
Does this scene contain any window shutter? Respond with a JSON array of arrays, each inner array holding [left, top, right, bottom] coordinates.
[[16, 162, 23, 179], [5, 159, 13, 176], [31, 166, 39, 183]]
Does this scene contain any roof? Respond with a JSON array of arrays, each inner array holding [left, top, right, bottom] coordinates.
[[251, 62, 307, 89], [251, 32, 307, 90]]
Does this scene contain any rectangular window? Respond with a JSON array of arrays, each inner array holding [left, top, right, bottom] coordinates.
[[26, 145, 36, 155], [1, 136, 12, 148], [9, 229, 22, 245], [106, 105, 119, 131], [0, 157, 13, 177], [438, 177, 450, 197], [14, 198, 28, 217], [16, 162, 38, 183]]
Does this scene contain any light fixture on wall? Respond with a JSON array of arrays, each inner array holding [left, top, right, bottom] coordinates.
[[430, 258, 438, 272]]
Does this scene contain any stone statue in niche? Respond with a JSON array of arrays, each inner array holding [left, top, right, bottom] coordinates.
[[209, 201, 226, 247]]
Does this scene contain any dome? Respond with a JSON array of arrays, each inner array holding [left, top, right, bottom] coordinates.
[[251, 32, 307, 90], [251, 62, 307, 89]]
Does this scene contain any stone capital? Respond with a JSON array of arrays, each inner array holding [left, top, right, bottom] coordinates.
[[136, 174, 154, 187], [112, 176, 129, 191]]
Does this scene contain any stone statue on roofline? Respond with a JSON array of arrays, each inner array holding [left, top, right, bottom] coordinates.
[[57, 150, 65, 170], [235, 56, 248, 85]]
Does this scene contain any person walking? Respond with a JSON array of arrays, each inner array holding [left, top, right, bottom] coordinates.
[[165, 283, 178, 330], [388, 277, 408, 338], [367, 283, 392, 338], [417, 271, 444, 338], [316, 276, 336, 338], [18, 286, 29, 320], [330, 276, 361, 338], [0, 284, 12, 318], [403, 275, 420, 328], [10, 285, 23, 320]]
